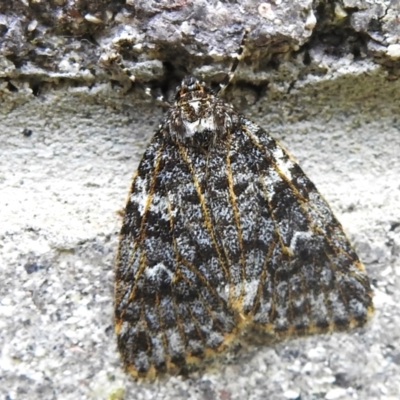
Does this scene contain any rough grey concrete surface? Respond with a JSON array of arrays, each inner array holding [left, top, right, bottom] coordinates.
[[1, 1, 400, 399]]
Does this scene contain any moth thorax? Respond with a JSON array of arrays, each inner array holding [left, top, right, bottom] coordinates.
[[167, 78, 238, 147]]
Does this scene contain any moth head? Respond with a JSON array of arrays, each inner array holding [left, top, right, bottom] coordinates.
[[175, 76, 213, 102], [166, 76, 238, 147]]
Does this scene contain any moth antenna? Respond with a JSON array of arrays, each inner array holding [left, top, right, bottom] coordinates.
[[218, 27, 250, 96]]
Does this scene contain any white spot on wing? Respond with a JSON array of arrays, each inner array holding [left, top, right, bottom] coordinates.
[[272, 145, 294, 180], [118, 321, 130, 336], [145, 262, 174, 281], [289, 230, 313, 252], [148, 193, 177, 220], [151, 334, 166, 364], [262, 167, 281, 199], [242, 279, 260, 309], [130, 176, 148, 216], [217, 284, 230, 301], [167, 329, 185, 356]]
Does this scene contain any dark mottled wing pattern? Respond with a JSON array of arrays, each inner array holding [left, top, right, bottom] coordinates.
[[115, 77, 373, 379], [115, 130, 238, 378]]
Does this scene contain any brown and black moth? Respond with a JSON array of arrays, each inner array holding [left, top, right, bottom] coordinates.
[[114, 76, 373, 379]]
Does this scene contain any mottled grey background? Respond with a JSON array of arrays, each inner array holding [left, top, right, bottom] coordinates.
[[1, 1, 400, 399]]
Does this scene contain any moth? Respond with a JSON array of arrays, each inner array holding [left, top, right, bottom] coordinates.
[[114, 76, 373, 379]]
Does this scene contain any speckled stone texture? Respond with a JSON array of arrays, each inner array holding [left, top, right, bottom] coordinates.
[[1, 1, 400, 399]]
